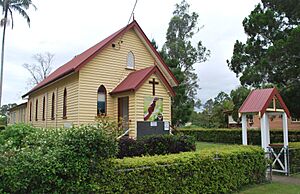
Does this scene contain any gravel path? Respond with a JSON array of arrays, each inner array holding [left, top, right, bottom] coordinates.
[[272, 175, 300, 185]]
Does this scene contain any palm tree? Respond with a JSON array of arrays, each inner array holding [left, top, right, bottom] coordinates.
[[0, 0, 36, 106]]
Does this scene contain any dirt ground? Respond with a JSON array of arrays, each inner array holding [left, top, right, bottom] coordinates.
[[272, 175, 300, 185]]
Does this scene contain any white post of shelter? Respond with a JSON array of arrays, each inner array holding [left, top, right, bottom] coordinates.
[[260, 113, 269, 152], [238, 88, 291, 175], [241, 114, 247, 145], [282, 112, 289, 147], [265, 114, 270, 146], [282, 112, 289, 174]]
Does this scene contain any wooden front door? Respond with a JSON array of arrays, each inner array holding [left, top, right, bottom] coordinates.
[[118, 97, 129, 132]]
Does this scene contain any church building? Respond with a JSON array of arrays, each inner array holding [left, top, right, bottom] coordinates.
[[9, 20, 178, 138]]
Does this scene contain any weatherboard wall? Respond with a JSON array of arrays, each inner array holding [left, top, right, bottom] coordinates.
[[8, 104, 27, 124], [10, 28, 173, 137], [135, 74, 172, 123], [78, 29, 156, 135], [26, 73, 79, 128], [111, 92, 136, 137]]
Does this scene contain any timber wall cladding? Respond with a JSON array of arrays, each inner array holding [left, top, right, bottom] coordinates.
[[111, 92, 135, 137], [135, 74, 171, 122], [21, 27, 173, 138], [78, 29, 155, 126], [27, 73, 79, 128], [9, 106, 26, 124]]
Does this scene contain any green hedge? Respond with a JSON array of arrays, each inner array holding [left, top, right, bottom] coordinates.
[[94, 146, 267, 193], [0, 124, 36, 150], [289, 142, 300, 174], [0, 124, 269, 193], [0, 124, 118, 193], [118, 135, 196, 158], [176, 128, 300, 145]]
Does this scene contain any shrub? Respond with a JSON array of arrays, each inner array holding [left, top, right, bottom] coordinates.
[[118, 136, 142, 158], [289, 142, 300, 174], [0, 124, 118, 193], [95, 145, 267, 193], [176, 128, 300, 145], [0, 124, 36, 151], [141, 134, 196, 155], [117, 135, 196, 158]]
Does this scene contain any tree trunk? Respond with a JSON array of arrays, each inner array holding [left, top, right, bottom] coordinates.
[[0, 9, 8, 107]]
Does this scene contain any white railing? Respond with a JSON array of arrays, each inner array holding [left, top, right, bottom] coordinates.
[[117, 129, 130, 140]]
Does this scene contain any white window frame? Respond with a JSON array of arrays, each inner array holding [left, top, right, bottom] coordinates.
[[291, 117, 300, 123], [127, 51, 135, 69]]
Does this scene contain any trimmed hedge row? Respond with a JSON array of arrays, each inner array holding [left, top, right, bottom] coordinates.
[[289, 142, 300, 174], [1, 124, 268, 193], [118, 135, 196, 158], [94, 146, 267, 193], [176, 128, 300, 145], [0, 124, 118, 193]]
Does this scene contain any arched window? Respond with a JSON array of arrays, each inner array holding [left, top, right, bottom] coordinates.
[[29, 102, 32, 121], [35, 99, 38, 121], [127, 51, 135, 69], [51, 92, 55, 120], [63, 88, 67, 119], [97, 85, 106, 115], [42, 96, 46, 121]]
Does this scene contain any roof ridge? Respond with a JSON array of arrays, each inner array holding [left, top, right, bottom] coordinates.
[[22, 21, 137, 98], [110, 65, 175, 96], [239, 87, 290, 118], [22, 20, 178, 98]]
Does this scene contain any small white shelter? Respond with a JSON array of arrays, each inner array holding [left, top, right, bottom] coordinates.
[[239, 88, 291, 151]]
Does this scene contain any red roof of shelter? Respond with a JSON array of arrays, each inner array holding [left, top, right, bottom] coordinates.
[[110, 66, 175, 97], [22, 20, 178, 98], [239, 88, 290, 118]]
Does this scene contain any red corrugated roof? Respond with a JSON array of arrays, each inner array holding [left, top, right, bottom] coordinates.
[[22, 20, 178, 98], [22, 26, 125, 98], [110, 66, 175, 96], [239, 88, 290, 118]]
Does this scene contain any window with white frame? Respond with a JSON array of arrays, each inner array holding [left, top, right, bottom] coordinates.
[[292, 117, 300, 122], [127, 51, 135, 69], [97, 85, 106, 115]]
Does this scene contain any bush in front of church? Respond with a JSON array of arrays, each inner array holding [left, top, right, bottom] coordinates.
[[0, 124, 36, 150], [0, 124, 118, 193], [175, 127, 300, 145], [117, 134, 196, 158], [108, 145, 267, 193]]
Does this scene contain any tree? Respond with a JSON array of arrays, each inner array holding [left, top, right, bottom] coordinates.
[[0, 102, 16, 116], [210, 92, 234, 128], [227, 0, 300, 118], [23, 52, 54, 87], [191, 88, 251, 128], [0, 0, 36, 106], [0, 103, 16, 125], [192, 92, 234, 128], [161, 0, 210, 126], [230, 86, 251, 122]]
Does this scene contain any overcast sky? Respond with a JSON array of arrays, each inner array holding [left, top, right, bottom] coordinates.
[[1, 0, 260, 105]]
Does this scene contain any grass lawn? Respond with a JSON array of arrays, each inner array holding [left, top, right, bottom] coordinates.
[[238, 182, 300, 194], [196, 141, 232, 150]]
